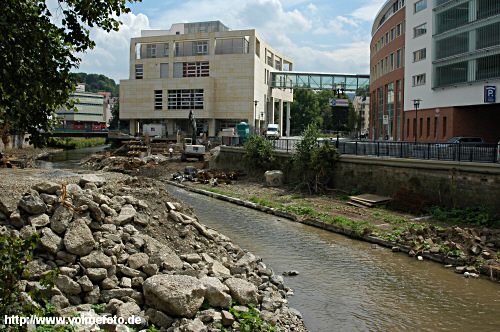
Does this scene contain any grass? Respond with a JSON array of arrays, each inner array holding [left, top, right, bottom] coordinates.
[[372, 210, 408, 225], [47, 137, 106, 149]]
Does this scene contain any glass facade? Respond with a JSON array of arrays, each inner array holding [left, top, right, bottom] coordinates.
[[433, 0, 500, 87], [377, 88, 384, 139], [386, 83, 394, 139]]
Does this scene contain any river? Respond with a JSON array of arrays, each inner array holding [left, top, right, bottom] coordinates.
[[39, 148, 500, 332]]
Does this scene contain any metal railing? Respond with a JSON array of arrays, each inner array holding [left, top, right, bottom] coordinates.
[[269, 139, 500, 164]]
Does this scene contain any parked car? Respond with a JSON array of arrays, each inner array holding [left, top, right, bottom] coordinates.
[[265, 124, 280, 139]]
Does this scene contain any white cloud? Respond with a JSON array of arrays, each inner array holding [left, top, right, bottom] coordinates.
[[74, 0, 375, 80], [352, 0, 386, 21], [76, 12, 151, 82]]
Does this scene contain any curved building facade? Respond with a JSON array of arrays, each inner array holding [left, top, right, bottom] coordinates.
[[403, 0, 500, 143], [369, 0, 406, 140]]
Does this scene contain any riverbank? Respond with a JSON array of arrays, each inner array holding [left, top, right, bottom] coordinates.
[[0, 168, 307, 331], [80, 151, 500, 281], [168, 178, 500, 282], [47, 137, 107, 149], [1, 147, 62, 168]]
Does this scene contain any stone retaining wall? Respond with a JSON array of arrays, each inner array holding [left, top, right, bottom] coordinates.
[[212, 146, 500, 214]]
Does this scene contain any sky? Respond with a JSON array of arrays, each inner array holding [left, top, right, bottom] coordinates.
[[76, 0, 387, 82]]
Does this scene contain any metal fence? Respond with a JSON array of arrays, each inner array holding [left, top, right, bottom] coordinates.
[[270, 139, 500, 163]]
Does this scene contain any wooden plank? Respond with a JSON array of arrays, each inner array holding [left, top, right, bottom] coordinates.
[[349, 194, 391, 204], [347, 201, 369, 208], [349, 198, 375, 207]]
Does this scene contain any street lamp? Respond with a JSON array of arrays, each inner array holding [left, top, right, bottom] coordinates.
[[412, 99, 421, 143], [254, 100, 259, 134]]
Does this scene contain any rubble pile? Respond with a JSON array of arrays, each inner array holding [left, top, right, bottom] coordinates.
[[391, 223, 500, 278], [0, 174, 307, 331]]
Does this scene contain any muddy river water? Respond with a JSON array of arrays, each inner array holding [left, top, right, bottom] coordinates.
[[167, 185, 500, 332], [38, 148, 500, 331]]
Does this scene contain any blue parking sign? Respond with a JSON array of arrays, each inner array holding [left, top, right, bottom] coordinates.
[[484, 86, 496, 103]]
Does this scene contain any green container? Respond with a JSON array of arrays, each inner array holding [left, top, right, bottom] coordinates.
[[236, 122, 250, 144]]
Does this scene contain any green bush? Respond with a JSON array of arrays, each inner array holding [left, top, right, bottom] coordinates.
[[292, 123, 339, 193], [428, 206, 500, 227], [229, 305, 275, 332], [244, 135, 275, 171]]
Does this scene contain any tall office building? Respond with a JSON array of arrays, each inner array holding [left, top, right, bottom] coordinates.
[[371, 0, 500, 143], [120, 21, 294, 138]]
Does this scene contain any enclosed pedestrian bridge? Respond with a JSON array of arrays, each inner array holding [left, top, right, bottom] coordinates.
[[270, 71, 370, 92]]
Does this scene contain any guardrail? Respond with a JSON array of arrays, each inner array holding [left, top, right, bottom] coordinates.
[[269, 139, 500, 164]]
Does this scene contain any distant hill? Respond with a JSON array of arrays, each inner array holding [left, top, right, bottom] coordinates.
[[70, 72, 119, 97]]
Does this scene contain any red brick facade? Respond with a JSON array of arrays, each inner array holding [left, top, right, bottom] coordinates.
[[369, 3, 406, 141]]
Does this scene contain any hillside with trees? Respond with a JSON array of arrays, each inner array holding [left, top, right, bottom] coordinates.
[[70, 72, 119, 96]]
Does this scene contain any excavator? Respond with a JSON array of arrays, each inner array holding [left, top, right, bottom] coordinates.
[[181, 110, 205, 161]]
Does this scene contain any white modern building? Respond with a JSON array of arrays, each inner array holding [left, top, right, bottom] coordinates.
[[353, 96, 370, 137], [120, 21, 294, 138], [403, 0, 500, 143], [57, 84, 106, 131]]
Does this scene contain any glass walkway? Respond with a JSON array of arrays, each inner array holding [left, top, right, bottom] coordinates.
[[270, 71, 370, 92]]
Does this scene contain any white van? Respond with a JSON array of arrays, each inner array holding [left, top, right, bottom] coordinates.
[[265, 124, 280, 139]]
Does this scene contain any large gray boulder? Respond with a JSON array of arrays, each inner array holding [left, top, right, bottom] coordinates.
[[32, 181, 60, 195], [39, 228, 63, 254], [143, 275, 206, 318], [63, 219, 95, 256], [116, 302, 141, 320], [80, 251, 113, 268], [200, 277, 231, 309], [141, 235, 183, 270], [115, 204, 136, 225], [127, 253, 149, 270], [50, 206, 73, 234], [56, 275, 82, 295], [264, 170, 283, 187], [79, 174, 106, 188], [29, 214, 50, 228], [224, 278, 258, 305], [18, 194, 46, 215], [85, 268, 108, 282]]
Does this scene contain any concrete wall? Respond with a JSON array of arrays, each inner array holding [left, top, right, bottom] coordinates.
[[214, 146, 500, 214]]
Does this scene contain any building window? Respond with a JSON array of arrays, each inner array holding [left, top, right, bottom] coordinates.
[[435, 61, 468, 87], [419, 118, 423, 137], [414, 0, 427, 13], [396, 49, 402, 68], [215, 37, 250, 54], [436, 32, 469, 60], [146, 44, 156, 58], [154, 90, 162, 110], [407, 118, 410, 138], [413, 48, 426, 62], [434, 116, 438, 138], [414, 23, 427, 38], [396, 23, 401, 37], [390, 53, 394, 71], [183, 62, 209, 77], [426, 117, 430, 137], [135, 64, 143, 79], [162, 43, 169, 57], [477, 22, 500, 50], [160, 63, 168, 78], [167, 89, 204, 109], [477, 53, 500, 80], [256, 38, 261, 57], [477, 0, 500, 20], [442, 116, 447, 137], [436, 3, 469, 34], [195, 41, 209, 55], [175, 40, 209, 57], [173, 62, 209, 77], [412, 74, 426, 86]]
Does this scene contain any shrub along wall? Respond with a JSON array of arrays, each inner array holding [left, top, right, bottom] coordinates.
[[212, 146, 500, 214]]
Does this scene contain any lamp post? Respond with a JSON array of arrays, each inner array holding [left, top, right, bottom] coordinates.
[[254, 100, 259, 134], [412, 99, 421, 144]]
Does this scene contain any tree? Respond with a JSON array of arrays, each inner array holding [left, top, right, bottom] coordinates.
[[0, 0, 138, 147], [70, 72, 120, 96], [290, 90, 322, 135]]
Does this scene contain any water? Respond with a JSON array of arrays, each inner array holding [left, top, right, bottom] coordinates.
[[35, 145, 109, 169], [166, 185, 500, 332]]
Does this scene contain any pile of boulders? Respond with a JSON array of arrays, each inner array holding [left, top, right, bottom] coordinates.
[[0, 174, 307, 331]]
